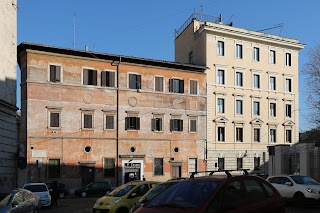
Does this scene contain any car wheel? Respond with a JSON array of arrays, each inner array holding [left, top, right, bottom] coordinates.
[[81, 192, 87, 198], [293, 192, 305, 205], [59, 192, 65, 199]]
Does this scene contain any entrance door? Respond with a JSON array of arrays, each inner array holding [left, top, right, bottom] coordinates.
[[81, 167, 94, 187], [171, 166, 181, 179]]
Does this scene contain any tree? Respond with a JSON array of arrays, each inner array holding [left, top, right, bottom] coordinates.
[[303, 43, 320, 128]]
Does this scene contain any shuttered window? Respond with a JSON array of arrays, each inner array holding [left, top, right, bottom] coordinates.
[[101, 71, 115, 87], [125, 117, 140, 130], [50, 65, 61, 82], [105, 115, 114, 129], [50, 112, 60, 128], [190, 80, 198, 95], [189, 119, 197, 132], [129, 74, 141, 89], [83, 113, 94, 129], [170, 119, 183, 132], [169, 79, 184, 93], [151, 118, 163, 131], [155, 76, 164, 92], [83, 69, 97, 86]]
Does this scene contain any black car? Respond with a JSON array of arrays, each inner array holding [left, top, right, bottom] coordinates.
[[46, 182, 69, 199], [0, 188, 40, 213], [75, 181, 112, 198]]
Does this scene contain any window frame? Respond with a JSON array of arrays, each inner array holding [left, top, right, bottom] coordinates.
[[269, 50, 276, 64], [253, 128, 261, 142], [253, 74, 260, 89], [269, 76, 276, 91], [217, 69, 225, 85], [217, 126, 225, 142], [128, 73, 142, 90], [285, 129, 292, 143], [170, 117, 183, 132], [253, 101, 260, 116], [189, 116, 197, 133], [104, 158, 115, 177], [235, 99, 243, 116], [47, 107, 62, 129], [217, 97, 225, 114], [154, 75, 164, 92], [235, 71, 243, 87], [285, 53, 292, 67], [154, 158, 164, 176], [269, 102, 277, 118], [101, 70, 116, 87], [217, 41, 225, 56], [189, 79, 198, 95], [125, 114, 140, 130], [151, 113, 164, 132], [188, 158, 198, 175], [285, 103, 292, 118], [103, 111, 116, 130], [82, 67, 97, 86], [235, 127, 244, 142], [269, 129, 277, 143], [48, 159, 61, 178], [169, 78, 184, 93], [82, 110, 95, 130], [253, 47, 260, 62], [285, 78, 292, 92], [236, 44, 243, 59], [48, 63, 62, 83]]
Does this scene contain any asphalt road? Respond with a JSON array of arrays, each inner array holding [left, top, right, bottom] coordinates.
[[40, 196, 320, 213]]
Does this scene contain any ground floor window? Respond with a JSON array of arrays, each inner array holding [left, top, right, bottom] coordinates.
[[48, 159, 60, 178], [154, 158, 163, 176], [104, 158, 115, 177]]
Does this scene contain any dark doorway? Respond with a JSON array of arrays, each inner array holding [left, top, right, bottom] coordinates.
[[80, 167, 94, 187], [171, 166, 181, 179]]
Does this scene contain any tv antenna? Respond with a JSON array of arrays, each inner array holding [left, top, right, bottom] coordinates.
[[257, 23, 284, 36], [200, 0, 203, 16], [73, 13, 76, 49]]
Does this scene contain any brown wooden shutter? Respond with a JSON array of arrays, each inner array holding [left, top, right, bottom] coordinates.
[[151, 118, 156, 131], [137, 75, 141, 89], [106, 115, 114, 129], [158, 118, 163, 131], [83, 69, 89, 85], [129, 74, 134, 89], [179, 119, 183, 131], [50, 65, 55, 82], [125, 117, 129, 130], [50, 112, 59, 127], [109, 72, 115, 87], [179, 80, 184, 93], [93, 70, 97, 85], [169, 79, 173, 92], [170, 119, 173, 131], [101, 71, 107, 86], [56, 66, 61, 82]]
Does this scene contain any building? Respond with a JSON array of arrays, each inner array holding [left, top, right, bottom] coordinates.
[[0, 0, 18, 195], [175, 13, 304, 174], [17, 43, 207, 187]]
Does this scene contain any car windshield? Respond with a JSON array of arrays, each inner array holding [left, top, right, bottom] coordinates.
[[0, 193, 13, 206], [139, 182, 177, 203], [108, 184, 135, 197], [146, 180, 220, 209], [290, 176, 319, 185], [24, 184, 48, 192]]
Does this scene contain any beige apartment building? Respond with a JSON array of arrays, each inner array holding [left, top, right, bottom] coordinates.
[[0, 0, 18, 195], [175, 13, 304, 174], [17, 43, 207, 187]]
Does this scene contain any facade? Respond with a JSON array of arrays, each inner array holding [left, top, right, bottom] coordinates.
[[175, 13, 304, 174], [17, 43, 207, 188], [0, 0, 18, 195]]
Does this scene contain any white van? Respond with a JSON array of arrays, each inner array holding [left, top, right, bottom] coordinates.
[[23, 183, 51, 207]]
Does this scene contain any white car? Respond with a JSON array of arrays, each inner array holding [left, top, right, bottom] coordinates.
[[23, 183, 52, 207], [267, 175, 320, 203]]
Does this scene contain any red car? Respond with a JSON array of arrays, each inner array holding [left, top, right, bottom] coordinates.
[[134, 171, 285, 213]]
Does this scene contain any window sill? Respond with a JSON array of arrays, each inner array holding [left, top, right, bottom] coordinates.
[[48, 127, 61, 130], [103, 129, 116, 131], [189, 131, 198, 134], [126, 129, 139, 131], [152, 130, 164, 133], [82, 128, 94, 131]]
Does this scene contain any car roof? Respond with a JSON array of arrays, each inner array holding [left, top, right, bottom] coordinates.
[[23, 183, 47, 185]]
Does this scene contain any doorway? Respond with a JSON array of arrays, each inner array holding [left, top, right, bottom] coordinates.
[[171, 165, 182, 179], [80, 166, 94, 187], [122, 160, 144, 184]]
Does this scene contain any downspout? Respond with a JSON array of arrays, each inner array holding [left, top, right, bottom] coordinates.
[[116, 57, 121, 186]]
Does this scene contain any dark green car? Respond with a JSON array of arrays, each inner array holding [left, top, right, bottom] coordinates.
[[75, 182, 112, 198]]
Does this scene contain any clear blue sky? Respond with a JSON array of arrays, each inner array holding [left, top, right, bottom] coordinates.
[[17, 0, 320, 132]]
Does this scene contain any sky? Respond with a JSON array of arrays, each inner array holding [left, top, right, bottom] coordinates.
[[17, 0, 320, 132]]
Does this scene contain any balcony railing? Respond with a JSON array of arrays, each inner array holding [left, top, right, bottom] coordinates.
[[175, 12, 220, 38]]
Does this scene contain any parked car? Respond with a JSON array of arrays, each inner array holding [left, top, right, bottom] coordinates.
[[267, 174, 320, 204], [130, 180, 182, 213], [23, 183, 51, 207], [134, 171, 285, 213], [0, 188, 41, 213], [93, 181, 159, 213], [46, 182, 69, 199], [75, 181, 112, 198]]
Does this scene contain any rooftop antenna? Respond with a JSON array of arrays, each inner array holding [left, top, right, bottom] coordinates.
[[73, 13, 76, 49], [200, 0, 203, 16], [257, 23, 284, 36]]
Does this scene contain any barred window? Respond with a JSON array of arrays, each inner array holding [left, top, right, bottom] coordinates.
[[154, 158, 163, 176]]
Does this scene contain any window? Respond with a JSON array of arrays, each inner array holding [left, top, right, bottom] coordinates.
[[236, 127, 243, 142], [286, 130, 292, 143], [285, 78, 292, 92], [217, 127, 225, 142], [49, 111, 60, 128], [101, 71, 115, 87], [270, 50, 276, 64], [218, 158, 225, 170], [217, 69, 225, 84], [49, 65, 61, 82], [125, 116, 140, 130], [189, 51, 193, 64], [254, 157, 260, 170], [244, 179, 267, 204], [254, 128, 260, 142], [286, 104, 292, 118], [82, 111, 94, 129], [235, 72, 243, 87], [270, 129, 276, 143], [253, 74, 260, 89], [83, 69, 97, 86], [154, 158, 163, 176], [155, 76, 164, 92], [286, 53, 292, 66], [129, 73, 141, 89], [189, 80, 198, 95], [270, 103, 276, 117], [104, 158, 115, 177], [48, 159, 60, 178], [253, 47, 260, 61], [169, 78, 184, 93], [189, 117, 197, 133], [217, 41, 225, 56], [105, 115, 114, 130], [170, 119, 183, 132], [237, 158, 243, 170], [236, 44, 243, 59], [151, 117, 163, 132], [188, 158, 197, 175], [270, 76, 276, 90], [236, 100, 243, 115], [217, 98, 225, 113], [253, 101, 260, 116]]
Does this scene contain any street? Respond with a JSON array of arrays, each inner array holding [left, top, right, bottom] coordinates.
[[40, 196, 320, 213]]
